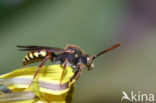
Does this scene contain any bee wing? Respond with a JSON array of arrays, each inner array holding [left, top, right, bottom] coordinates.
[[16, 45, 64, 53]]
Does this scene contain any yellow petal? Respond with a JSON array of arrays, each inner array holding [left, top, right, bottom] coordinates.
[[0, 65, 75, 103]]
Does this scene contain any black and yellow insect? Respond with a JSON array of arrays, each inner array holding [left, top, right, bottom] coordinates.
[[17, 43, 121, 86]]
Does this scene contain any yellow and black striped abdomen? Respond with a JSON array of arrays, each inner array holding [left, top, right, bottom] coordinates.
[[23, 50, 48, 66]]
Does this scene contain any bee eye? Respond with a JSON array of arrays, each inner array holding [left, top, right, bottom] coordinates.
[[87, 57, 90, 63]]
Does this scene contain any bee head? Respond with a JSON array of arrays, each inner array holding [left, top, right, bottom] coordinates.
[[84, 55, 94, 70]]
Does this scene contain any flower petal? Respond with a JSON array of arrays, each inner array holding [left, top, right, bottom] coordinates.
[[0, 65, 75, 103]]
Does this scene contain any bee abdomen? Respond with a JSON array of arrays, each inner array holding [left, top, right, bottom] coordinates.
[[23, 51, 48, 66]]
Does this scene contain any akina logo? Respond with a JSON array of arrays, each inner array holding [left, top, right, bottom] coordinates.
[[121, 91, 154, 102]]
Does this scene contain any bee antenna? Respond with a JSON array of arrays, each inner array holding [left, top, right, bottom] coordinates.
[[92, 42, 122, 60]]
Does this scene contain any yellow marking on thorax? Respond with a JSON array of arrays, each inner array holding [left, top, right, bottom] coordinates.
[[40, 51, 47, 57], [25, 55, 30, 60], [34, 52, 39, 58], [29, 52, 34, 59]]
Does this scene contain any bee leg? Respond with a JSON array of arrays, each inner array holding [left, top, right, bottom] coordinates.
[[72, 65, 83, 86], [70, 69, 79, 82], [29, 56, 50, 87], [75, 68, 82, 82], [60, 58, 68, 87]]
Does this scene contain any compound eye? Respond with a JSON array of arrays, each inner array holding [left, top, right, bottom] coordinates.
[[87, 57, 90, 63]]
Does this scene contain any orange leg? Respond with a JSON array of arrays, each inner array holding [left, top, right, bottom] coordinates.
[[72, 65, 83, 86], [60, 58, 68, 87], [29, 56, 50, 87], [71, 69, 79, 82], [75, 68, 82, 82]]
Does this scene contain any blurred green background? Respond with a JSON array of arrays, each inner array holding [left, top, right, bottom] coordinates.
[[0, 0, 156, 103]]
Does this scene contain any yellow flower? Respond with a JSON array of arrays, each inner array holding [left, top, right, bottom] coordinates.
[[0, 65, 74, 103]]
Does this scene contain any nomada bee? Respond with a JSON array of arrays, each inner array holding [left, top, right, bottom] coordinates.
[[17, 43, 121, 86]]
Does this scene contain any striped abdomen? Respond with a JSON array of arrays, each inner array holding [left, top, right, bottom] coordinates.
[[23, 50, 50, 66]]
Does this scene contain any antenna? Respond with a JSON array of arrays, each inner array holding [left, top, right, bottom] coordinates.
[[92, 42, 122, 60]]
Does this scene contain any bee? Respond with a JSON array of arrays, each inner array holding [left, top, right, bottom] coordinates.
[[17, 43, 121, 86]]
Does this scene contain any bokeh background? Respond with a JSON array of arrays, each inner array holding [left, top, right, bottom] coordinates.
[[0, 0, 156, 103]]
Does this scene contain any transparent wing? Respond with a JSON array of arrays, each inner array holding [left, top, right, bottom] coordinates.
[[16, 45, 64, 53]]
